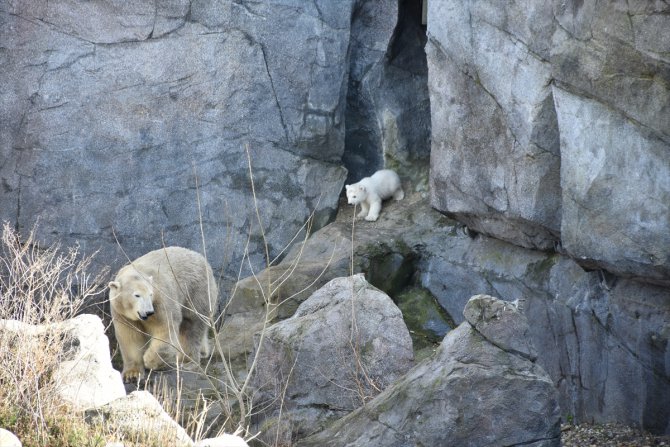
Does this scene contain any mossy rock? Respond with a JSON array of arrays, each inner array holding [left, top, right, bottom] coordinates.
[[394, 287, 454, 352]]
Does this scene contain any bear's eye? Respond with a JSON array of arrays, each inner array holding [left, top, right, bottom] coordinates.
[[133, 293, 141, 299]]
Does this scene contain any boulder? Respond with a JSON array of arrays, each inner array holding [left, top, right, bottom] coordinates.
[[417, 222, 670, 434], [216, 194, 431, 373], [220, 195, 670, 434], [299, 295, 561, 447], [194, 434, 249, 447], [249, 274, 413, 440], [0, 429, 21, 447], [86, 391, 193, 447], [0, 314, 125, 410]]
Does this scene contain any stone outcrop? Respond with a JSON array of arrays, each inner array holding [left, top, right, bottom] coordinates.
[[0, 0, 359, 276], [222, 195, 670, 434], [249, 274, 413, 441], [0, 314, 126, 410], [299, 294, 561, 447], [86, 391, 193, 447], [343, 0, 431, 189], [426, 0, 670, 284]]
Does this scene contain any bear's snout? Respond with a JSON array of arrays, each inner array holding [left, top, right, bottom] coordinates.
[[138, 310, 155, 320]]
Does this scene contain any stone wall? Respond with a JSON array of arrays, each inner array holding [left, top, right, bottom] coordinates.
[[0, 0, 359, 276], [427, 0, 670, 285]]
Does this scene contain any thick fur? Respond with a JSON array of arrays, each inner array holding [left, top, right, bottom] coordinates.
[[109, 247, 218, 383], [345, 169, 404, 221]]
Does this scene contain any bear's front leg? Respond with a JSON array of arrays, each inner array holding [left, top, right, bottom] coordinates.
[[365, 198, 382, 221], [356, 202, 369, 219], [113, 315, 149, 383], [143, 324, 182, 371]]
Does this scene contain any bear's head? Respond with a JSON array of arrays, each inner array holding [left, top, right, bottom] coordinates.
[[109, 273, 155, 321], [345, 184, 367, 205]]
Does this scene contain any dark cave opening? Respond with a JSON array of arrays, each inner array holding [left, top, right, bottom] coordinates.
[[343, 0, 431, 191]]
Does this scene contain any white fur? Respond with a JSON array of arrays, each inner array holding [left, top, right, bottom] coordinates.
[[109, 247, 217, 383], [345, 169, 404, 221]]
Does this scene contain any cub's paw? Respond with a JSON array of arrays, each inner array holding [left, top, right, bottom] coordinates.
[[365, 215, 379, 222], [122, 366, 144, 384]]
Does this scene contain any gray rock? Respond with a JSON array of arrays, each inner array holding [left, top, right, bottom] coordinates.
[[418, 228, 670, 434], [463, 294, 537, 361], [426, 0, 670, 283], [222, 196, 670, 434], [427, 0, 561, 251], [0, 1, 352, 281], [0, 314, 126, 410], [86, 390, 193, 447], [216, 194, 437, 372], [298, 295, 560, 447], [250, 274, 413, 440], [343, 0, 431, 190], [554, 87, 670, 284], [551, 1, 670, 143]]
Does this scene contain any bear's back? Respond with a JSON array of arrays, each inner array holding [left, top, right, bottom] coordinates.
[[122, 247, 217, 314], [368, 169, 401, 199]]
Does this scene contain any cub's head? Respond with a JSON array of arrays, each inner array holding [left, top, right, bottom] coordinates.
[[345, 184, 367, 205], [109, 273, 155, 321]]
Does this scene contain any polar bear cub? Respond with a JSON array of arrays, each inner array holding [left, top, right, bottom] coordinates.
[[345, 169, 404, 221], [109, 247, 217, 383]]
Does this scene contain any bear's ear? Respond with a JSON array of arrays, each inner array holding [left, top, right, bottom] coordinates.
[[345, 184, 350, 189], [359, 185, 366, 192], [108, 281, 120, 291]]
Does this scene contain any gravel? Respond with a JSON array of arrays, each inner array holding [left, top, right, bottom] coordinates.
[[561, 423, 670, 447]]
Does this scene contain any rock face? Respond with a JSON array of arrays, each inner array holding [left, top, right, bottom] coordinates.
[[299, 294, 561, 447], [427, 1, 561, 251], [427, 0, 670, 284], [0, 0, 358, 277], [222, 195, 670, 434], [250, 274, 413, 441], [86, 391, 193, 447], [343, 0, 431, 189], [0, 314, 126, 410]]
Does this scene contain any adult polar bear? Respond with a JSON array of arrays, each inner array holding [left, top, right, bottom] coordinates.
[[345, 169, 404, 221], [109, 247, 217, 383]]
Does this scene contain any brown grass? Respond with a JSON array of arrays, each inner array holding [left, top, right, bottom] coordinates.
[[0, 222, 106, 447]]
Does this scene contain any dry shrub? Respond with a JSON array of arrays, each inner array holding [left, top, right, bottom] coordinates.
[[0, 222, 105, 447]]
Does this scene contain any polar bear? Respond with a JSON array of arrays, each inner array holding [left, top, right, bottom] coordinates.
[[345, 169, 404, 221], [108, 246, 218, 383]]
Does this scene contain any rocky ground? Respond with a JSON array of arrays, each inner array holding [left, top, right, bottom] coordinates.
[[561, 423, 670, 447]]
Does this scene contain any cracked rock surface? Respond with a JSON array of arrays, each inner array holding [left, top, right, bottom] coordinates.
[[248, 274, 413, 443], [298, 294, 561, 447], [426, 0, 670, 283], [0, 0, 361, 277]]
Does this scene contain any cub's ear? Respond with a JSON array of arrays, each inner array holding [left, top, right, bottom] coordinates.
[[108, 281, 120, 291], [359, 185, 366, 192], [345, 184, 350, 189]]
